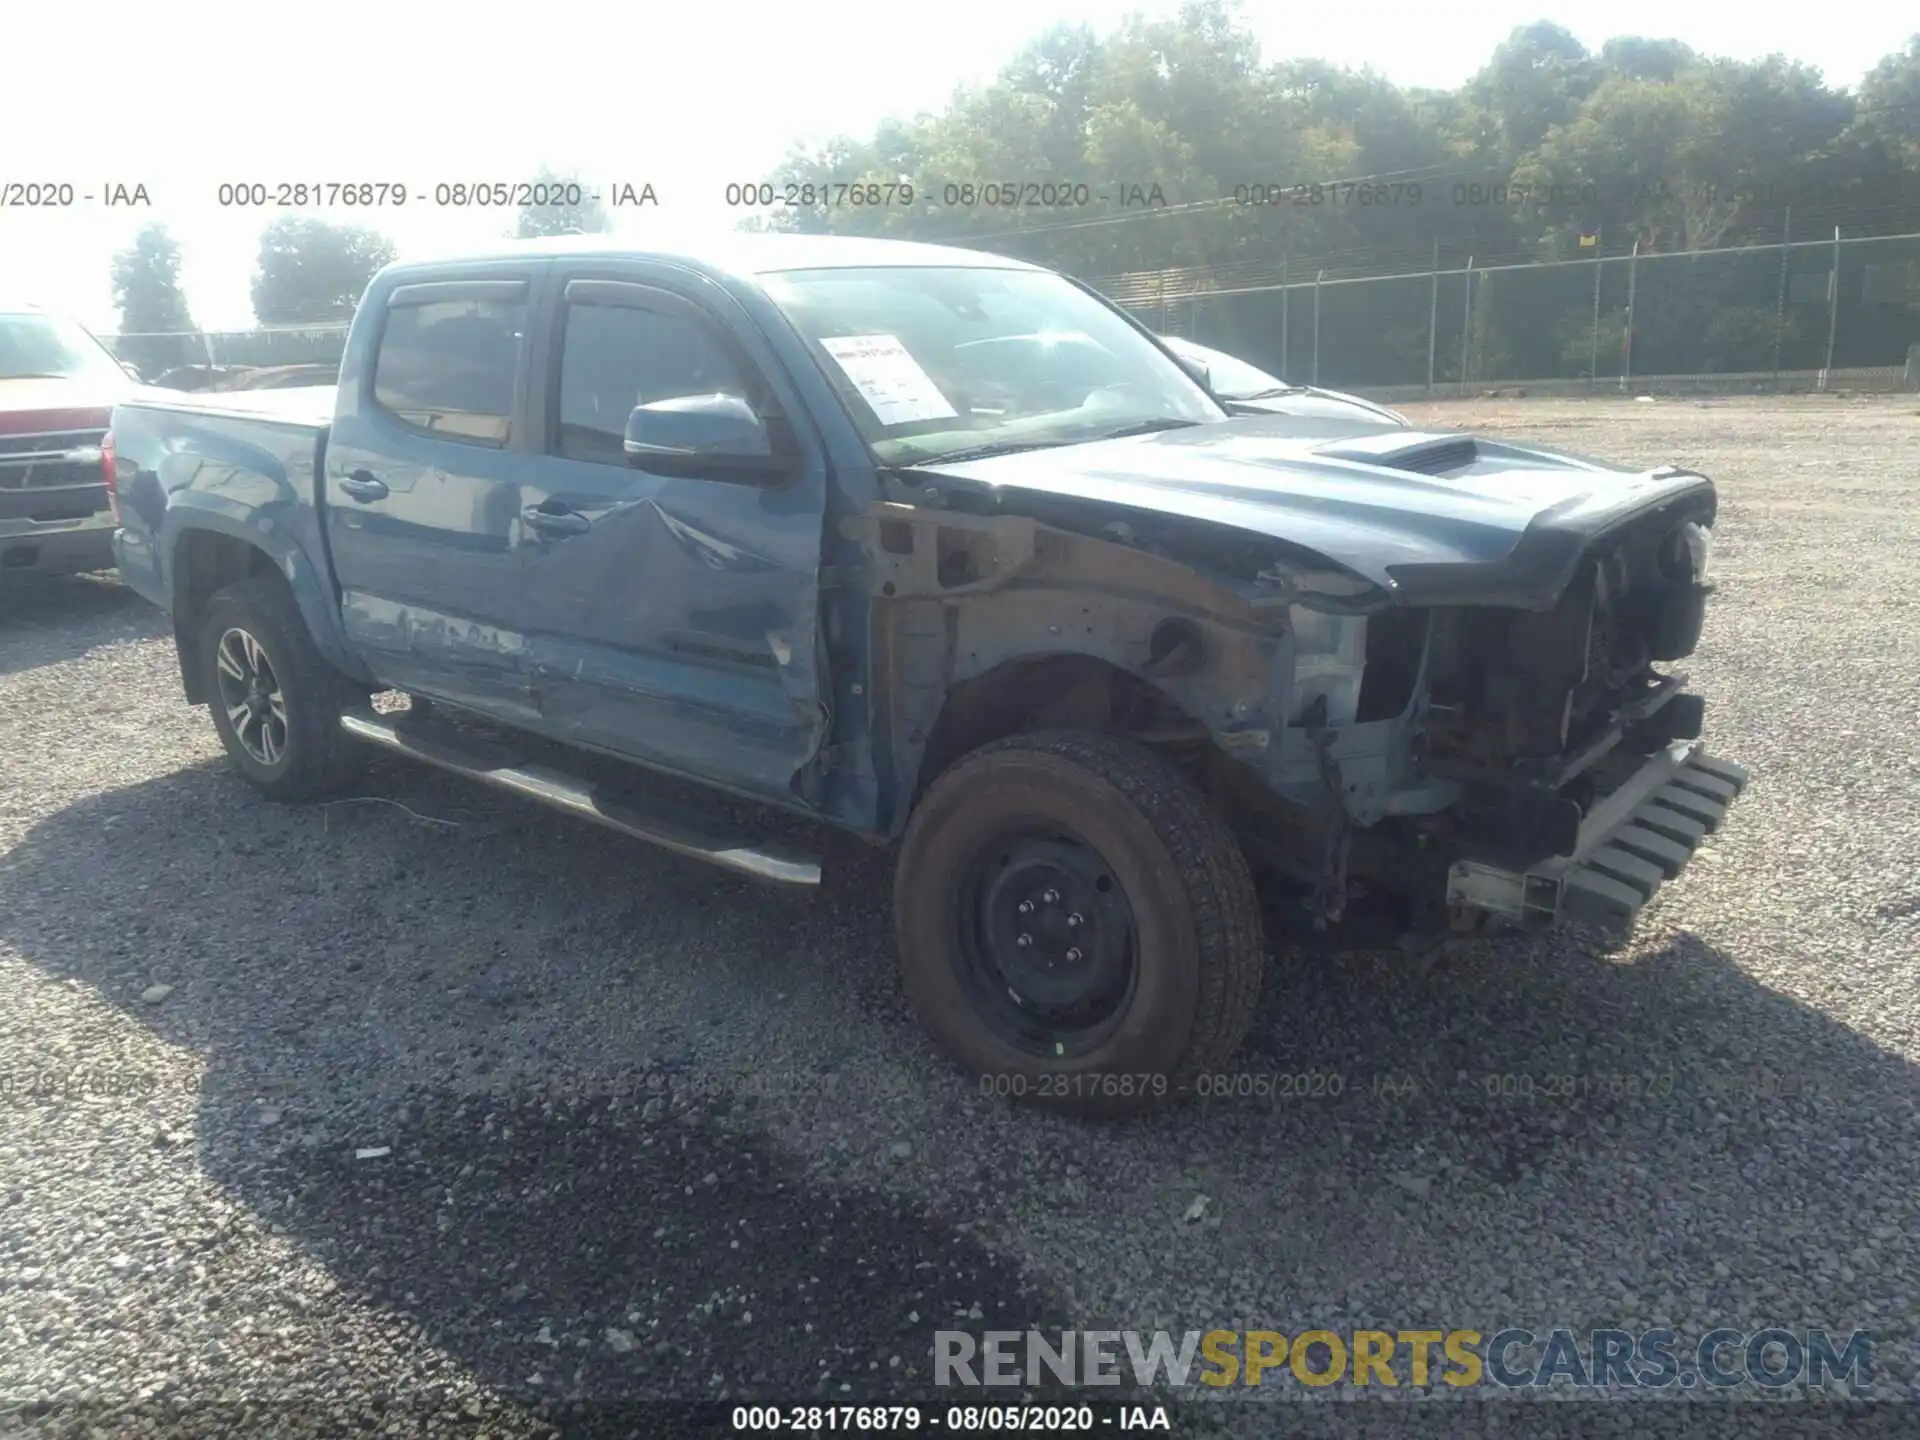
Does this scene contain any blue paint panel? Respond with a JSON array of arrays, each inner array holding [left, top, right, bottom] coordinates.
[[106, 397, 359, 676], [516, 260, 833, 807], [321, 263, 545, 723]]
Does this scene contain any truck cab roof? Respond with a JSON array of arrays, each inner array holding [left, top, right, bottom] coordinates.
[[377, 232, 1046, 288]]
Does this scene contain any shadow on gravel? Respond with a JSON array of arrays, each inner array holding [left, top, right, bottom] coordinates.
[[0, 761, 1083, 1411], [3, 757, 1917, 1411], [0, 573, 161, 675]]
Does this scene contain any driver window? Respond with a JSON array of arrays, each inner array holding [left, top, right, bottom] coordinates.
[[555, 302, 750, 466]]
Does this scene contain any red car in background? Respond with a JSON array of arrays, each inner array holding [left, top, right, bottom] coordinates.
[[0, 306, 137, 580]]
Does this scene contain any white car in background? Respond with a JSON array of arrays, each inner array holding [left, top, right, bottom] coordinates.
[[1157, 334, 1409, 426]]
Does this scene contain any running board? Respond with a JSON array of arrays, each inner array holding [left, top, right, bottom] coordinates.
[[338, 710, 821, 886]]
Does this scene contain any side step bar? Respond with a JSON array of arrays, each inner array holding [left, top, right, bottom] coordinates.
[[338, 709, 821, 887]]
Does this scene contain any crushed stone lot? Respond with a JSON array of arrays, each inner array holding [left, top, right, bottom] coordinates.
[[0, 395, 1915, 1438]]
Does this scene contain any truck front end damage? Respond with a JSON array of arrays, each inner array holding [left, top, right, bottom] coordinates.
[[860, 428, 1748, 940], [1244, 485, 1747, 936], [1251, 525, 1749, 935]]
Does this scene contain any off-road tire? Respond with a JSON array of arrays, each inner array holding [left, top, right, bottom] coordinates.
[[198, 575, 365, 802], [894, 729, 1265, 1116]]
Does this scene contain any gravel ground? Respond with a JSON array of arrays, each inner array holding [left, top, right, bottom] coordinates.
[[1, 395, 1915, 1438]]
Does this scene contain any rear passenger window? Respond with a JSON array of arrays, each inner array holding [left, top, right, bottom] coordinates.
[[556, 303, 750, 466], [373, 298, 525, 446]]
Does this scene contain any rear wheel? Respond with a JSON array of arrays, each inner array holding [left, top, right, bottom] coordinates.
[[894, 729, 1264, 1116], [199, 576, 364, 802]]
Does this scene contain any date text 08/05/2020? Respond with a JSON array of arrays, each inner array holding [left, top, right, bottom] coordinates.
[[728, 1405, 1174, 1433], [721, 182, 1171, 209], [977, 1068, 1844, 1105], [207, 181, 660, 208]]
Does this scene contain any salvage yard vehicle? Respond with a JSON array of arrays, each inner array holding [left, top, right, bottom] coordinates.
[[0, 306, 136, 579], [105, 235, 1747, 1114]]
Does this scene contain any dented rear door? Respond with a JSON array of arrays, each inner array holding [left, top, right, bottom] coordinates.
[[516, 264, 829, 804], [325, 270, 541, 723]]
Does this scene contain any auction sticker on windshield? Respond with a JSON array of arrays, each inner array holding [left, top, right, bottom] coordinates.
[[820, 335, 958, 426]]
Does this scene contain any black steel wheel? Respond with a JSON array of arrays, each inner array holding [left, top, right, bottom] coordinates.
[[895, 729, 1265, 1116], [951, 828, 1139, 1059]]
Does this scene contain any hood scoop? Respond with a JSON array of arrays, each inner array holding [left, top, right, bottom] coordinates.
[[1316, 433, 1479, 476]]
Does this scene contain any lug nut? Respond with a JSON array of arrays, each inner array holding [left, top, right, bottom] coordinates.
[[1066, 912, 1084, 929], [1016, 933, 1034, 948], [1041, 888, 1060, 905], [1017, 899, 1034, 915], [1065, 947, 1084, 963]]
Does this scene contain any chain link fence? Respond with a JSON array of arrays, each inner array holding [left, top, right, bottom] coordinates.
[[1103, 230, 1920, 396], [98, 232, 1920, 396], [104, 325, 350, 385]]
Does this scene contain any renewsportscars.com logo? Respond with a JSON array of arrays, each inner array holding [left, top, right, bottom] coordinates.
[[934, 1328, 1873, 1392]]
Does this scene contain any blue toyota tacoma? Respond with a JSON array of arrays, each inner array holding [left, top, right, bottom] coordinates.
[[108, 234, 1747, 1114]]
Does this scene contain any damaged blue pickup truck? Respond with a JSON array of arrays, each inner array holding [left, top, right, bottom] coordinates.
[[107, 234, 1747, 1114]]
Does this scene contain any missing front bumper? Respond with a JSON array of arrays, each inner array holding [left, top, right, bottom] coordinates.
[[1445, 739, 1750, 934]]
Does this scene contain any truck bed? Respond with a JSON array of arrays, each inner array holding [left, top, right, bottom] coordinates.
[[120, 383, 337, 429], [108, 386, 337, 627]]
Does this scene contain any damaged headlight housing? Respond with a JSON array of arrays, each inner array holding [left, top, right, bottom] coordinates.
[[1682, 521, 1713, 583], [1661, 520, 1714, 584]]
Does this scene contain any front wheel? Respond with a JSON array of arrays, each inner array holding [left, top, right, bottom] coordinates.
[[893, 730, 1265, 1116], [198, 575, 364, 802]]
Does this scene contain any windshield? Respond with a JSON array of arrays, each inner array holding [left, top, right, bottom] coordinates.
[[0, 312, 127, 384], [760, 266, 1226, 465], [1162, 337, 1288, 399]]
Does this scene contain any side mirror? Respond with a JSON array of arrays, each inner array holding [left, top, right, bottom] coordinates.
[[624, 393, 784, 479], [1172, 352, 1211, 389]]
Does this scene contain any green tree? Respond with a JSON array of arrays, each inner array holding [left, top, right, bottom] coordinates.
[[1599, 37, 1700, 84], [1465, 22, 1601, 160], [514, 165, 611, 238], [110, 224, 198, 378], [1516, 76, 1696, 254], [251, 218, 398, 325], [1858, 36, 1920, 166], [755, 13, 1920, 382]]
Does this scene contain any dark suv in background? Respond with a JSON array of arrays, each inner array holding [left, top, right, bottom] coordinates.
[[0, 307, 135, 581]]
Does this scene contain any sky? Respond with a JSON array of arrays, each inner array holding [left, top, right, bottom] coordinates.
[[3, 0, 1913, 334]]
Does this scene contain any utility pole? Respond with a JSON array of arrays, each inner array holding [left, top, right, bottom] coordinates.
[[1426, 237, 1440, 394], [1312, 269, 1325, 385], [1771, 207, 1791, 383], [1459, 257, 1474, 394], [1821, 225, 1841, 390], [1623, 240, 1640, 390], [1279, 254, 1290, 377], [1588, 231, 1602, 391]]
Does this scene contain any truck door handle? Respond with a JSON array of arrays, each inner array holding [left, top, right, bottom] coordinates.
[[522, 502, 590, 537], [338, 470, 389, 502]]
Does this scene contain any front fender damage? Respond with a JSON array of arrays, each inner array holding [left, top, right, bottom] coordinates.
[[845, 480, 1440, 846], [848, 495, 1271, 801]]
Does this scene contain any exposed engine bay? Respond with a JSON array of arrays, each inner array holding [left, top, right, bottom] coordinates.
[[1254, 505, 1723, 929], [858, 416, 1737, 937]]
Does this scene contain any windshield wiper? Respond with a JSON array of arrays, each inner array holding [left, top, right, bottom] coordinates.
[[1082, 418, 1206, 441], [1230, 385, 1305, 400], [897, 418, 1202, 468], [898, 438, 1076, 467], [0, 372, 79, 381]]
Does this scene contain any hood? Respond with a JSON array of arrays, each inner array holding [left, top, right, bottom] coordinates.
[[911, 414, 1716, 611], [0, 375, 129, 430]]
